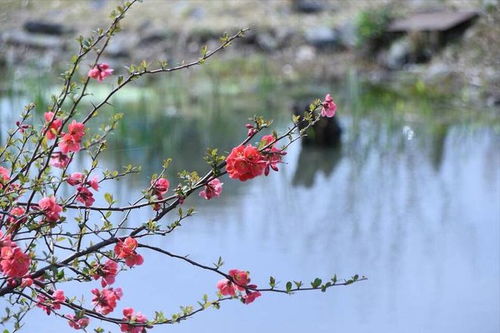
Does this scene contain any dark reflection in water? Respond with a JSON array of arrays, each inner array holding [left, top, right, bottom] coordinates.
[[0, 76, 499, 333], [292, 145, 342, 188], [429, 123, 449, 171]]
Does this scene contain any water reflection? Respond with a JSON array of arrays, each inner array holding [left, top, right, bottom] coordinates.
[[428, 123, 449, 171], [0, 76, 499, 333], [292, 145, 342, 188]]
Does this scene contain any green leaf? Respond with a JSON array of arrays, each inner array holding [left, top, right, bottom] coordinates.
[[269, 276, 276, 288], [311, 278, 322, 288], [286, 281, 292, 292], [104, 193, 114, 205]]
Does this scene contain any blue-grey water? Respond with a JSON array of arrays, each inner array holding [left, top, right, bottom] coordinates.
[[0, 77, 499, 332]]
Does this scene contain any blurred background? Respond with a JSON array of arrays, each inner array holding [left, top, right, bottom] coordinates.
[[0, 0, 499, 332]]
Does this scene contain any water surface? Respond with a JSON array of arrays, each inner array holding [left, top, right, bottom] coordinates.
[[0, 71, 499, 333]]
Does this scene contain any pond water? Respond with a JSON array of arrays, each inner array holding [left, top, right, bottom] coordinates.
[[0, 69, 499, 333]]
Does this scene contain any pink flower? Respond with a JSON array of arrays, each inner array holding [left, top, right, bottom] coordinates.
[[92, 259, 119, 287], [242, 290, 262, 304], [226, 145, 266, 181], [199, 178, 223, 200], [38, 196, 63, 222], [66, 314, 90, 330], [88, 176, 99, 191], [44, 112, 63, 140], [0, 166, 11, 191], [20, 277, 33, 287], [260, 135, 275, 146], [59, 133, 81, 154], [114, 237, 137, 257], [16, 121, 30, 133], [88, 63, 114, 82], [124, 253, 144, 267], [217, 279, 237, 296], [67, 121, 85, 140], [152, 177, 169, 194], [7, 206, 26, 226], [216, 269, 252, 296], [228, 269, 250, 291], [67, 172, 84, 186], [91, 287, 123, 315], [114, 237, 144, 268], [120, 307, 148, 333], [149, 178, 170, 210], [0, 246, 30, 278], [245, 123, 257, 137], [260, 135, 285, 176], [53, 290, 65, 302], [0, 231, 14, 248], [58, 121, 85, 154], [50, 153, 71, 169], [320, 94, 337, 118], [76, 186, 95, 207], [68, 173, 99, 192], [36, 289, 65, 315], [0, 166, 10, 184]]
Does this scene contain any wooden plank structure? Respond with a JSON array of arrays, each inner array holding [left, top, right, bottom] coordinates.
[[386, 10, 479, 53], [388, 10, 479, 32]]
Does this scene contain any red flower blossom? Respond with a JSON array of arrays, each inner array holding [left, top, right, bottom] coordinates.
[[216, 269, 252, 296], [76, 186, 95, 207], [91, 287, 123, 315], [38, 196, 63, 222], [36, 289, 65, 315], [226, 145, 266, 181], [0, 245, 30, 278], [44, 112, 63, 140], [245, 123, 257, 137], [66, 314, 90, 330], [228, 269, 250, 291], [6, 206, 26, 226], [152, 177, 169, 194], [59, 133, 81, 154], [0, 232, 14, 248], [58, 121, 85, 154], [0, 166, 10, 190], [242, 290, 262, 304], [114, 237, 144, 268], [199, 178, 223, 200], [49, 152, 71, 169], [320, 94, 337, 118], [92, 259, 119, 287], [88, 176, 99, 191], [260, 135, 285, 176], [216, 279, 237, 296], [88, 63, 114, 82], [120, 307, 148, 333], [67, 172, 84, 186], [67, 120, 85, 140]]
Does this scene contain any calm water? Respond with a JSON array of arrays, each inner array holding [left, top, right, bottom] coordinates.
[[0, 72, 499, 332]]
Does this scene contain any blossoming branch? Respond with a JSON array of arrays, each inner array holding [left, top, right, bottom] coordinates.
[[0, 1, 364, 331]]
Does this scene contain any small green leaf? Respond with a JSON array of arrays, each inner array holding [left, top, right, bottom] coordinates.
[[269, 276, 276, 288], [104, 193, 113, 205], [311, 278, 322, 288]]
